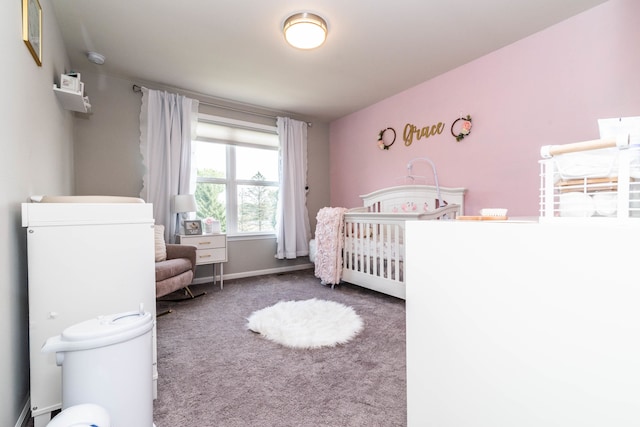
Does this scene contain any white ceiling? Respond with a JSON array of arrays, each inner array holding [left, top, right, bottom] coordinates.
[[51, 0, 607, 122]]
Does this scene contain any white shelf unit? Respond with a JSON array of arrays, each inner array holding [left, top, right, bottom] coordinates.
[[53, 84, 91, 113], [539, 137, 640, 220]]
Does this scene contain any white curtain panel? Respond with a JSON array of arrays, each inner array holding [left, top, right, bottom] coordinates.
[[139, 88, 199, 242], [275, 117, 311, 259]]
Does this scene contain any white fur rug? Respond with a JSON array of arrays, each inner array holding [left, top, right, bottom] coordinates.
[[246, 298, 364, 349]]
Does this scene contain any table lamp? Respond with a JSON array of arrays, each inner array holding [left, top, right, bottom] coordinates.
[[173, 194, 197, 233]]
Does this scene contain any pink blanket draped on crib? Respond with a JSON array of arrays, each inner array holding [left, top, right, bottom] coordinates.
[[314, 207, 348, 286]]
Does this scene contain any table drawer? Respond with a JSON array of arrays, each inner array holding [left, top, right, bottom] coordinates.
[[195, 248, 227, 264], [180, 234, 226, 249]]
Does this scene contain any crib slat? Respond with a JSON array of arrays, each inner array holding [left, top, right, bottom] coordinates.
[[345, 220, 352, 270], [368, 222, 373, 275], [349, 221, 355, 271], [360, 223, 371, 274], [387, 223, 393, 280], [393, 223, 400, 281], [383, 224, 388, 279], [372, 223, 378, 277], [355, 222, 361, 272]]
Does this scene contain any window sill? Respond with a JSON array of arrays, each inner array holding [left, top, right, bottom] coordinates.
[[228, 233, 276, 242]]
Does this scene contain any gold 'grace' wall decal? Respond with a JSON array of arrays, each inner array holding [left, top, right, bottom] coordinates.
[[403, 121, 445, 146], [377, 114, 473, 150]]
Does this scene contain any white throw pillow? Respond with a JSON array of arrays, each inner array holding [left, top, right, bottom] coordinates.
[[154, 225, 167, 262]]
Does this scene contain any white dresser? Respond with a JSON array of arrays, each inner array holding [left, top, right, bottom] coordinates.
[[22, 200, 157, 427], [406, 219, 640, 427], [177, 233, 227, 288]]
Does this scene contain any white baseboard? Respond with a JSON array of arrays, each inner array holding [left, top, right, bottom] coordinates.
[[15, 396, 30, 427], [191, 263, 313, 285]]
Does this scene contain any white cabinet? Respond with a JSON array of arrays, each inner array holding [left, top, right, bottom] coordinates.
[[406, 220, 640, 427], [22, 201, 156, 427], [177, 233, 227, 288]]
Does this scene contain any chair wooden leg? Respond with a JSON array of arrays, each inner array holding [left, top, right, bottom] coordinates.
[[157, 285, 206, 303], [184, 285, 206, 299]]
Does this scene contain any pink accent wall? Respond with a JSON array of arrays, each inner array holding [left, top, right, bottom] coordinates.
[[329, 0, 640, 216]]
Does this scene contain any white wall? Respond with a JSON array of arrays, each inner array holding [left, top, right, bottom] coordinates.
[[73, 72, 146, 197], [0, 1, 74, 425]]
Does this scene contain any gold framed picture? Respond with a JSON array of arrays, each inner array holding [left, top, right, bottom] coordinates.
[[22, 0, 42, 66]]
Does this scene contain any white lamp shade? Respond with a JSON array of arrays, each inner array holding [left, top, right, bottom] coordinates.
[[283, 12, 327, 50], [173, 194, 197, 213]]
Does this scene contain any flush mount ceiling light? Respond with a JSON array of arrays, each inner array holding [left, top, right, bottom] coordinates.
[[86, 51, 106, 65], [283, 12, 328, 50]]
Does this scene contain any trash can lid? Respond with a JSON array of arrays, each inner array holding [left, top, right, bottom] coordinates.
[[61, 310, 153, 342], [41, 308, 154, 354]]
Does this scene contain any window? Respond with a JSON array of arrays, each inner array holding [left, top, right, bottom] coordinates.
[[193, 114, 279, 236]]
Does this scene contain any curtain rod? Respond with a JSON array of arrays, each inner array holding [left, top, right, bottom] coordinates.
[[132, 84, 312, 127]]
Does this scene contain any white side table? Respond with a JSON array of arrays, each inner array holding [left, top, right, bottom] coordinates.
[[177, 233, 227, 289]]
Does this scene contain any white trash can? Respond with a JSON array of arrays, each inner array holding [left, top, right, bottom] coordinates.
[[42, 307, 154, 427], [46, 403, 110, 427]]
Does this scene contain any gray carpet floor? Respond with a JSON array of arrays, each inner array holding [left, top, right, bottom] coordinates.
[[23, 269, 406, 427], [154, 269, 406, 427]]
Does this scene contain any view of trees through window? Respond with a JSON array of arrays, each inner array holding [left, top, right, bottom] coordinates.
[[195, 168, 226, 230], [193, 116, 279, 235], [195, 169, 278, 233], [194, 158, 279, 234], [237, 172, 278, 232]]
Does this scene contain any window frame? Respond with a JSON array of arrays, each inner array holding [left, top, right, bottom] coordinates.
[[194, 114, 279, 237]]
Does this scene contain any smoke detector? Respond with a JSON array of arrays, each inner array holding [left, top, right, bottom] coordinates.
[[86, 51, 106, 65]]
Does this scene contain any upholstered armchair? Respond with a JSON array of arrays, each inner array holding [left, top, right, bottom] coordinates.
[[154, 225, 200, 300], [156, 244, 198, 298]]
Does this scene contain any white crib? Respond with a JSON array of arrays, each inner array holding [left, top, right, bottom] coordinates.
[[341, 184, 466, 299]]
